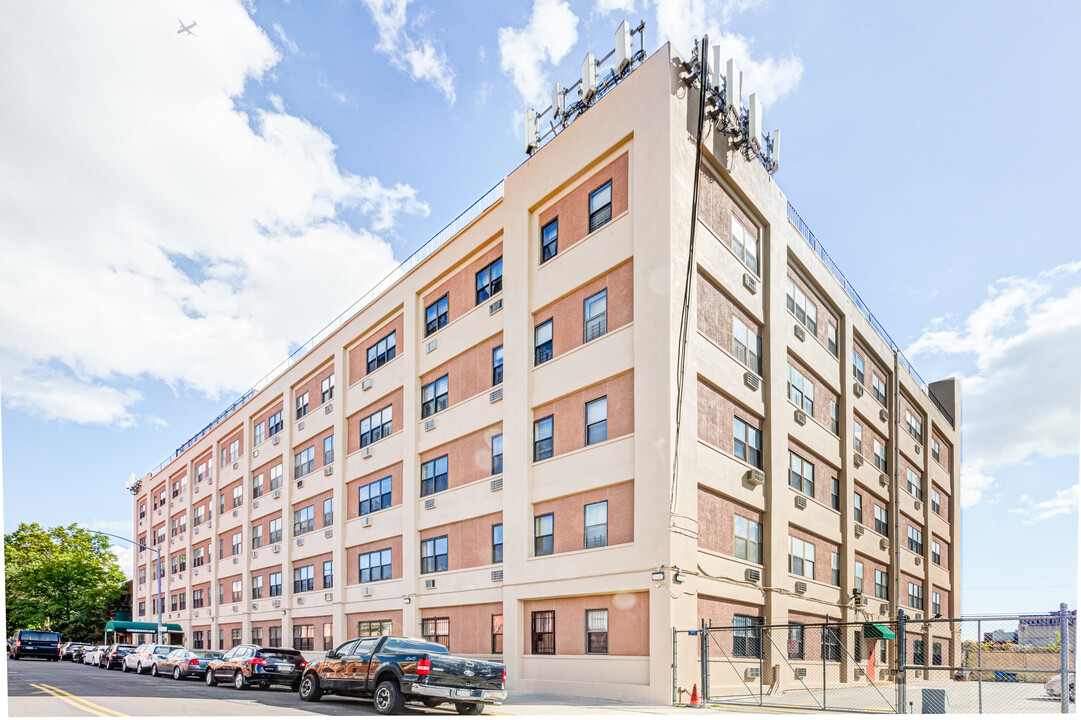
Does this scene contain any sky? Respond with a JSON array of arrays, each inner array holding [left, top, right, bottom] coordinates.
[[1, 0, 1078, 616]]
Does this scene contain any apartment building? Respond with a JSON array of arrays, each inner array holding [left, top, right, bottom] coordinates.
[[130, 38, 960, 703]]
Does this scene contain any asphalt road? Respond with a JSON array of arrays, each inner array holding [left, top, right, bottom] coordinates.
[[6, 656, 458, 717]]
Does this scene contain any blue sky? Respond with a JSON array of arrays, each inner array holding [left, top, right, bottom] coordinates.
[[1, 0, 1077, 615]]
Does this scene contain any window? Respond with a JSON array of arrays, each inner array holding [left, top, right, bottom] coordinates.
[[268, 625, 282, 647], [321, 374, 334, 404], [360, 406, 392, 447], [219, 492, 225, 515], [831, 552, 840, 586], [228, 628, 241, 648], [359, 476, 392, 516], [732, 317, 762, 374], [733, 615, 763, 658], [534, 513, 554, 556], [534, 416, 554, 461], [295, 446, 315, 478], [786, 277, 817, 335], [541, 219, 558, 262], [586, 610, 609, 654], [193, 589, 205, 608], [931, 439, 941, 462], [531, 611, 555, 654], [250, 576, 262, 600], [931, 540, 941, 565], [358, 620, 393, 637], [251, 627, 262, 646], [585, 397, 607, 445], [323, 497, 334, 526], [906, 469, 923, 500], [172, 480, 181, 498], [534, 320, 553, 365], [269, 463, 283, 491], [584, 501, 608, 548], [931, 489, 942, 515], [932, 642, 943, 666], [366, 331, 397, 373], [788, 624, 804, 659], [872, 374, 887, 405], [421, 376, 449, 418], [873, 439, 888, 472], [830, 478, 840, 511], [492, 346, 503, 386], [420, 456, 448, 496], [491, 434, 503, 475], [170, 594, 178, 612], [217, 629, 224, 650], [905, 410, 923, 444], [194, 506, 205, 525], [475, 257, 503, 304], [788, 536, 815, 578], [269, 518, 282, 544], [874, 505, 888, 536], [268, 410, 283, 436], [830, 401, 839, 435], [323, 560, 333, 588], [293, 624, 315, 652], [854, 421, 863, 453], [932, 591, 942, 615], [492, 524, 503, 564], [360, 549, 393, 583], [323, 623, 335, 651], [588, 181, 612, 232], [855, 561, 864, 593], [317, 436, 332, 467], [420, 536, 448, 574], [789, 451, 815, 496], [854, 492, 863, 524], [252, 473, 264, 499], [232, 485, 243, 508], [139, 503, 146, 519], [827, 321, 838, 356], [231, 531, 242, 556], [733, 417, 762, 468], [584, 289, 607, 342], [138, 568, 147, 584], [875, 569, 889, 600], [193, 547, 204, 568], [221, 448, 228, 468], [734, 515, 762, 564], [822, 627, 842, 662], [269, 572, 282, 597], [192, 630, 202, 648], [293, 505, 315, 536], [908, 582, 924, 610], [491, 615, 503, 654], [231, 580, 242, 603], [787, 363, 815, 414], [425, 295, 449, 336], [730, 216, 759, 274], [853, 352, 865, 386], [296, 391, 309, 420]]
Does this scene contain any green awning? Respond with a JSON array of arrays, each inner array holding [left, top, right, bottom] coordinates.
[[863, 623, 896, 640], [103, 620, 183, 633]]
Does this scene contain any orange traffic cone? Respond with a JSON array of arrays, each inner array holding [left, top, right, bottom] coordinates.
[[690, 683, 699, 706]]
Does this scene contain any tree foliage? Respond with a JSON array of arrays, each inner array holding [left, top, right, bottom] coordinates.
[[4, 523, 126, 641]]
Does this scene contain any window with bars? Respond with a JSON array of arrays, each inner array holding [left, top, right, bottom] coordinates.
[[531, 611, 555, 654], [360, 549, 392, 583], [422, 617, 450, 649], [585, 397, 607, 445], [366, 331, 397, 374], [492, 346, 503, 386], [293, 624, 315, 652], [534, 513, 554, 556], [359, 476, 392, 516], [421, 376, 449, 418], [534, 416, 553, 461], [534, 320, 553, 365], [425, 295, 449, 336], [733, 417, 762, 468], [420, 537, 448, 574], [475, 257, 503, 304], [584, 501, 608, 549], [358, 620, 393, 637], [588, 182, 612, 232], [491, 614, 503, 654], [420, 456, 448, 496], [583, 289, 607, 342], [586, 609, 609, 654], [733, 615, 763, 658], [541, 219, 558, 262]]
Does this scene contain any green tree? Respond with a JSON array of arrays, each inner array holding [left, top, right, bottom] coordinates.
[[5, 523, 126, 641]]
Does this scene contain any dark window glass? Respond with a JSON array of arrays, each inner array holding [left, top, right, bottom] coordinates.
[[492, 346, 503, 386], [534, 416, 553, 461], [420, 456, 448, 497], [359, 476, 393, 515], [475, 257, 503, 304], [588, 182, 613, 232], [534, 320, 553, 365], [425, 295, 449, 336], [420, 536, 449, 574], [421, 375, 449, 418], [534, 513, 554, 556], [541, 220, 558, 262], [491, 524, 503, 564], [531, 611, 555, 654]]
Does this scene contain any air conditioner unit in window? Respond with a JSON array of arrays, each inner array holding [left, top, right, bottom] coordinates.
[[880, 603, 890, 615], [272, 544, 281, 553], [489, 298, 503, 314], [491, 570, 504, 582], [233, 462, 239, 470], [794, 325, 806, 341], [879, 409, 889, 422], [915, 443, 922, 454], [232, 557, 238, 564], [232, 605, 239, 612], [424, 498, 436, 510], [194, 610, 199, 617], [880, 538, 890, 550], [273, 599, 281, 607], [742, 273, 758, 294], [323, 466, 333, 476], [232, 510, 238, 518], [746, 666, 761, 679], [324, 403, 333, 414], [490, 478, 503, 492], [424, 419, 436, 432], [194, 527, 200, 535], [794, 668, 807, 679], [251, 603, 258, 611], [297, 597, 305, 605], [272, 489, 281, 499], [854, 383, 864, 397], [745, 568, 761, 583], [854, 454, 864, 467], [253, 449, 259, 458], [490, 388, 503, 403], [361, 447, 373, 459], [795, 581, 807, 594], [794, 409, 807, 425], [744, 372, 760, 391], [425, 339, 438, 353], [251, 551, 258, 559], [298, 421, 305, 431], [855, 524, 865, 537], [361, 378, 373, 391], [795, 495, 808, 509], [424, 579, 436, 589], [361, 516, 372, 527], [272, 436, 281, 445], [362, 587, 373, 597], [253, 501, 259, 509], [745, 468, 766, 486], [324, 593, 333, 601], [914, 500, 922, 511], [297, 479, 304, 489], [879, 473, 889, 487], [296, 537, 304, 546], [324, 529, 333, 538]]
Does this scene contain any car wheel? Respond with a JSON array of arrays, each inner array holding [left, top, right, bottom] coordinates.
[[149, 664, 157, 677], [173, 666, 182, 680], [205, 669, 218, 687], [454, 702, 484, 715], [422, 699, 444, 708], [233, 671, 249, 690], [299, 674, 323, 702], [122, 662, 130, 673], [373, 679, 404, 715]]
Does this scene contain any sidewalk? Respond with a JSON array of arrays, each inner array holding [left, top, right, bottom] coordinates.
[[497, 692, 717, 715]]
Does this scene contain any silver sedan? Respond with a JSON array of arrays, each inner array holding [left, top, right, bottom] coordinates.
[[152, 649, 223, 680]]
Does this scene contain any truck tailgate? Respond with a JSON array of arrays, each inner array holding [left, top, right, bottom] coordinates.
[[425, 656, 504, 691]]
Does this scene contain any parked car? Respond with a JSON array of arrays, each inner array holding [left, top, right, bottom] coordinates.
[[9, 630, 62, 661], [152, 648, 223, 680], [297, 635, 507, 715], [100, 643, 137, 670], [83, 646, 106, 666], [1045, 672, 1075, 701], [71, 644, 92, 663], [61, 642, 92, 661], [123, 643, 185, 673], [205, 645, 307, 691]]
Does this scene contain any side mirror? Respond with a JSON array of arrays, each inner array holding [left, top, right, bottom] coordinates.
[[325, 650, 338, 660]]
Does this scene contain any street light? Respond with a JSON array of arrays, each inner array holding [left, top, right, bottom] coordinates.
[[88, 528, 164, 645]]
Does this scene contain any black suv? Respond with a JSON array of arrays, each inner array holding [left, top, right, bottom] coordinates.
[[101, 643, 136, 670], [10, 630, 62, 661], [205, 645, 307, 690]]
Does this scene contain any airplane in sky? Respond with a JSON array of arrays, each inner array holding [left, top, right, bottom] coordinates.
[[177, 18, 197, 36]]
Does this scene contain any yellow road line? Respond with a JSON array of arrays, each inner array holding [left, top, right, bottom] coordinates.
[[31, 683, 129, 717]]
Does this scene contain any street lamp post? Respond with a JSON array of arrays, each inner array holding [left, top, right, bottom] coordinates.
[[88, 529, 164, 645]]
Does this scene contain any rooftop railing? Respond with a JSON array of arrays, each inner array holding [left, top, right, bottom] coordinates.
[[147, 179, 506, 477], [785, 202, 953, 427]]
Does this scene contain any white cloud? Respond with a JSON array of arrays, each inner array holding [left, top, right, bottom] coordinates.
[[961, 465, 996, 509], [362, 0, 456, 102], [0, 1, 426, 427], [594, 0, 637, 14], [1008, 485, 1080, 525], [272, 22, 298, 54], [499, 0, 580, 105], [111, 545, 135, 580]]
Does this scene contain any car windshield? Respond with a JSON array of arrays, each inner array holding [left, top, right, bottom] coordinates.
[[259, 650, 302, 662]]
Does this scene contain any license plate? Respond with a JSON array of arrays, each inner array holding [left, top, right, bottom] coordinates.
[[276, 664, 293, 672], [454, 690, 474, 698]]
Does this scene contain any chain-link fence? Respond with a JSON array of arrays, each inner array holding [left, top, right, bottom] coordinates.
[[674, 605, 1075, 714]]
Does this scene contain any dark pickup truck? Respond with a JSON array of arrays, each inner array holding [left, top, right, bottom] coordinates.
[[298, 635, 506, 715]]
